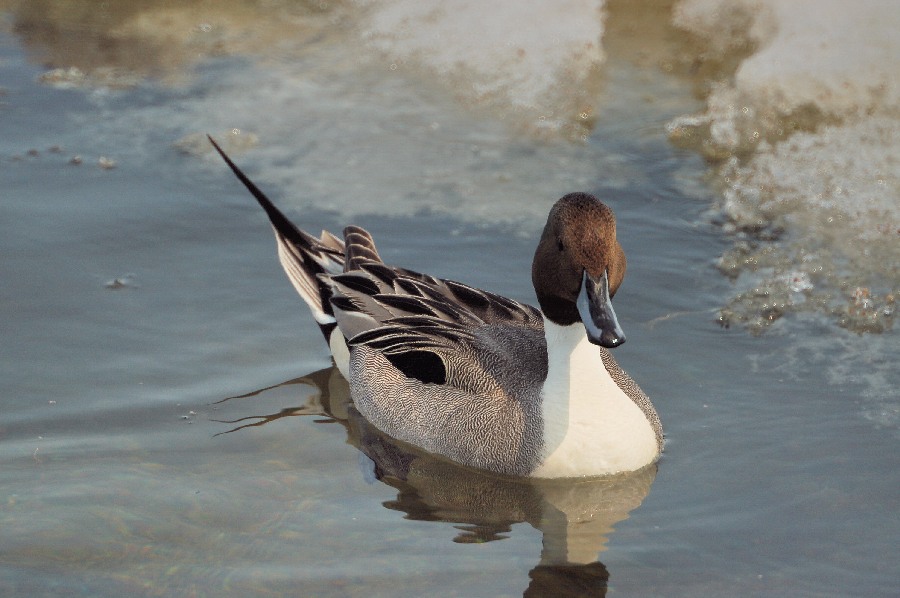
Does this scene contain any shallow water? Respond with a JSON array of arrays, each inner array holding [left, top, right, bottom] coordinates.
[[1, 3, 898, 597]]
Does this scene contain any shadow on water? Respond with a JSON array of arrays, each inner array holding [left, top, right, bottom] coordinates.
[[215, 366, 657, 598]]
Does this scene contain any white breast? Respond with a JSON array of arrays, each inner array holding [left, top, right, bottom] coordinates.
[[532, 318, 658, 477]]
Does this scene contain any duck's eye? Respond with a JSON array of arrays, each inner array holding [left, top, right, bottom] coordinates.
[[557, 239, 565, 252]]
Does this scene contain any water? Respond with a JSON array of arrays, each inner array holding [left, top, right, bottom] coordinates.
[[1, 3, 897, 597]]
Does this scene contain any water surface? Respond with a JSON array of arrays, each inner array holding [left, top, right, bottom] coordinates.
[[1, 3, 897, 597]]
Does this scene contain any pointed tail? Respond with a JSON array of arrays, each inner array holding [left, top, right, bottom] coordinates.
[[208, 136, 345, 334]]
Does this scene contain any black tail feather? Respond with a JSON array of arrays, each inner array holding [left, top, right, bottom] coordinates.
[[207, 135, 311, 248]]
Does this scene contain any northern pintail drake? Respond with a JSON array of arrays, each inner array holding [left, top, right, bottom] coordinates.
[[209, 136, 662, 478]]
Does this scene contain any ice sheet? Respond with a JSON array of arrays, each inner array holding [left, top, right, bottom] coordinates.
[[669, 0, 899, 333], [357, 0, 606, 138]]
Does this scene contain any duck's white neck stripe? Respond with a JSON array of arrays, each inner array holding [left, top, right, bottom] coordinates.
[[533, 317, 658, 477]]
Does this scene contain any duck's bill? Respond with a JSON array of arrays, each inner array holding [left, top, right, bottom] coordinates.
[[576, 269, 626, 348]]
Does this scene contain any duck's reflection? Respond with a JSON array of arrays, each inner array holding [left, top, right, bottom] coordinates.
[[216, 366, 656, 597]]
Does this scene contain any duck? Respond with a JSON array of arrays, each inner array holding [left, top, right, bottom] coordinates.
[[209, 136, 662, 478]]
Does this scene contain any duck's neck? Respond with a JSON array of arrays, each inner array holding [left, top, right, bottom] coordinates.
[[533, 316, 658, 477]]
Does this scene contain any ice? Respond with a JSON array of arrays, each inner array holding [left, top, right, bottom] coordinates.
[[674, 0, 900, 125], [357, 0, 606, 138], [8, 0, 898, 335], [670, 0, 900, 333]]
